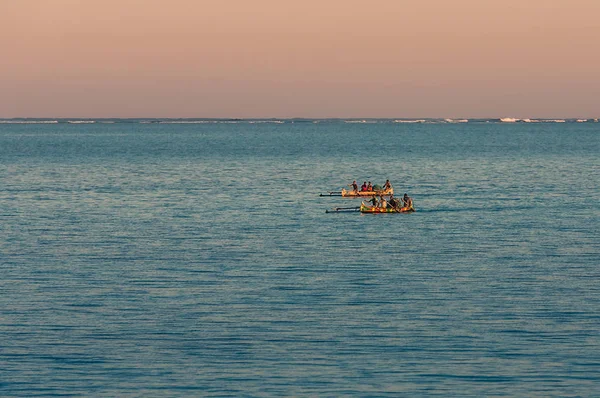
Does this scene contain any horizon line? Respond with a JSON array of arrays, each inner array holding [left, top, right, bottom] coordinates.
[[1, 116, 599, 120]]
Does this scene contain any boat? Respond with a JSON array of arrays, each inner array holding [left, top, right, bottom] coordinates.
[[321, 187, 394, 197], [360, 201, 414, 213], [343, 187, 393, 197]]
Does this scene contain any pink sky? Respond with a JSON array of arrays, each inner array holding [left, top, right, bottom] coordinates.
[[1, 0, 599, 118]]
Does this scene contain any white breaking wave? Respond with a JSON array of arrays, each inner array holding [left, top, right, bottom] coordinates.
[[393, 119, 426, 123], [68, 120, 95, 124], [445, 119, 469, 123], [344, 119, 377, 124], [522, 119, 569, 123], [501, 118, 568, 123]]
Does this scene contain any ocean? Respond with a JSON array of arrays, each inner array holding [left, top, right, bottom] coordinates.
[[1, 119, 599, 396]]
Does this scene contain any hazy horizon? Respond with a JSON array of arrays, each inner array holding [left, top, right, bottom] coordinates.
[[2, 0, 599, 119]]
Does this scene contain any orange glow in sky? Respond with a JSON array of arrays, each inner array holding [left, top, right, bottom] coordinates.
[[1, 0, 599, 118]]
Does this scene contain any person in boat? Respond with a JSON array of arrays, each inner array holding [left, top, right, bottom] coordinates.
[[402, 193, 413, 209], [361, 181, 367, 191], [367, 181, 373, 191], [349, 180, 359, 193], [379, 195, 387, 209], [368, 196, 378, 207], [388, 194, 400, 210], [383, 179, 392, 191]]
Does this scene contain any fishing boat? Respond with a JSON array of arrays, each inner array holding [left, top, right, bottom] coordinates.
[[360, 202, 414, 213], [320, 187, 394, 197]]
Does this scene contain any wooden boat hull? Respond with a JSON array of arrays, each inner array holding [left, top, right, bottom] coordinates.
[[360, 202, 414, 213], [341, 188, 393, 197]]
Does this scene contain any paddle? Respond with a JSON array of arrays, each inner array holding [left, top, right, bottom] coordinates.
[[387, 197, 401, 211]]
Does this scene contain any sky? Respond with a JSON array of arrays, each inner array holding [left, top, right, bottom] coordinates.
[[1, 0, 599, 118]]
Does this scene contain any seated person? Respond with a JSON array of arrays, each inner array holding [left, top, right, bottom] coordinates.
[[383, 179, 392, 190], [402, 193, 413, 209], [361, 181, 367, 191], [388, 194, 399, 209], [379, 196, 387, 209]]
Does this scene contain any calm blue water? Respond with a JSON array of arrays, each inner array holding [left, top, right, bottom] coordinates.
[[1, 120, 599, 396]]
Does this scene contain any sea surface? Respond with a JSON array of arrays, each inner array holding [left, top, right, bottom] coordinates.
[[1, 119, 599, 396]]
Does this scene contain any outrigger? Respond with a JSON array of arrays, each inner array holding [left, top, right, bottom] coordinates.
[[325, 206, 361, 214]]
